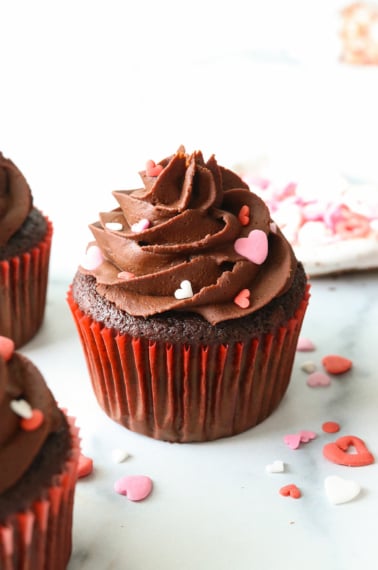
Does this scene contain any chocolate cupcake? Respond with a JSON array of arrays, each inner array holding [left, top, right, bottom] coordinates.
[[0, 153, 53, 348], [68, 148, 310, 442], [0, 336, 80, 570]]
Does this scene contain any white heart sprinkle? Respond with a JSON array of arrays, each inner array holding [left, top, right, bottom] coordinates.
[[10, 399, 33, 419], [105, 222, 123, 231], [81, 245, 104, 270], [324, 475, 361, 505], [174, 280, 193, 300], [269, 222, 277, 233], [131, 218, 150, 233], [111, 448, 130, 464], [301, 361, 317, 373], [265, 460, 285, 473]]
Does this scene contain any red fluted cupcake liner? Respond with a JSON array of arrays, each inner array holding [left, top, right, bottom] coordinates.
[[0, 413, 80, 570], [0, 217, 53, 348], [67, 286, 310, 443]]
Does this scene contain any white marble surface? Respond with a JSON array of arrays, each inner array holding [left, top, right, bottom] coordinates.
[[19, 269, 378, 570]]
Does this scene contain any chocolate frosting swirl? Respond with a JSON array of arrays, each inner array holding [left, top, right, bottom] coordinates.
[[0, 153, 33, 247], [0, 351, 65, 494], [81, 148, 298, 325]]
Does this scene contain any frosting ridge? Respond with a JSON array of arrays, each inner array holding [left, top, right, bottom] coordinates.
[[81, 148, 298, 325]]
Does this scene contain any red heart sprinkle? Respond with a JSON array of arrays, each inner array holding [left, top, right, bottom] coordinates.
[[279, 484, 301, 499], [322, 421, 340, 434], [20, 409, 44, 431], [234, 289, 250, 308], [322, 354, 352, 375], [238, 205, 250, 226], [323, 435, 374, 467], [146, 160, 163, 177], [0, 336, 15, 361]]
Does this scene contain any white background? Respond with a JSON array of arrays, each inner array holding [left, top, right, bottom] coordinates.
[[2, 0, 377, 282]]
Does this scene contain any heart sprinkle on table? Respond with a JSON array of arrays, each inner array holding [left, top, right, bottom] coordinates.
[[323, 435, 374, 467], [322, 421, 341, 433], [265, 460, 285, 473], [322, 354, 353, 375], [78, 454, 94, 478], [306, 371, 331, 387], [296, 337, 316, 351], [111, 449, 130, 464], [114, 475, 153, 501], [279, 484, 301, 499], [324, 475, 361, 505]]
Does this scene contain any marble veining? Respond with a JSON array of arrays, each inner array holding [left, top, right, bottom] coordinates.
[[20, 270, 378, 570]]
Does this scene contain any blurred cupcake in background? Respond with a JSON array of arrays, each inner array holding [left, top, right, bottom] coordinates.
[[0, 153, 53, 348], [0, 336, 80, 570], [340, 2, 378, 64]]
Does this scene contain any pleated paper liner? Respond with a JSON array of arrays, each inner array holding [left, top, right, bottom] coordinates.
[[0, 413, 80, 570], [67, 285, 310, 443], [0, 218, 53, 348]]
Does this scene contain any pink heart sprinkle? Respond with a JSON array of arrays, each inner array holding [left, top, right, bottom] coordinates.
[[299, 430, 317, 443], [118, 271, 135, 280], [131, 218, 150, 233], [146, 160, 163, 177], [234, 229, 268, 265], [114, 475, 153, 502], [0, 336, 15, 361], [81, 245, 104, 270], [283, 434, 301, 450], [307, 371, 331, 387], [297, 337, 316, 352], [233, 289, 250, 309]]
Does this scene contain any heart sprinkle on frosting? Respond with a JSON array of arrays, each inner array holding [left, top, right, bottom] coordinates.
[[20, 409, 44, 432], [238, 205, 250, 226], [146, 159, 163, 177], [234, 229, 268, 265], [117, 271, 135, 280], [105, 222, 123, 231], [0, 336, 15, 361], [174, 280, 193, 300], [81, 245, 104, 271], [131, 218, 150, 233], [233, 289, 250, 308], [10, 399, 33, 419]]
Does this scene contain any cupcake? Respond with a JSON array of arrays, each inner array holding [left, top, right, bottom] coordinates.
[[67, 147, 310, 443], [0, 153, 53, 348], [0, 336, 80, 570]]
